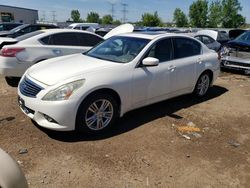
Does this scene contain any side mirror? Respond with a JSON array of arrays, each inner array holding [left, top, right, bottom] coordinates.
[[142, 57, 159, 67]]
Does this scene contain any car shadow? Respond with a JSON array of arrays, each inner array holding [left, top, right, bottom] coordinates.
[[34, 85, 228, 142]]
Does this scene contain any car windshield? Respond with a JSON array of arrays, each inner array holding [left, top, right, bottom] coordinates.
[[234, 31, 250, 43], [8, 24, 29, 33], [16, 30, 44, 41], [86, 36, 150, 63]]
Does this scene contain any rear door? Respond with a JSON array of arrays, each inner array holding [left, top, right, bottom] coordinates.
[[170, 37, 201, 93]]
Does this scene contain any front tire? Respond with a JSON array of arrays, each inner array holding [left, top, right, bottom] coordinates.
[[76, 93, 119, 134], [193, 72, 211, 97]]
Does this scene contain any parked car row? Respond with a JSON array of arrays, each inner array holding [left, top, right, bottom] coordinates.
[[1, 22, 249, 134]]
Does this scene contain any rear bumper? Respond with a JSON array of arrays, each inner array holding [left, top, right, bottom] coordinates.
[[0, 57, 31, 77]]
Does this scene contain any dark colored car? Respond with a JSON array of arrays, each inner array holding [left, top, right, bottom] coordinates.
[[0, 24, 58, 38], [220, 31, 250, 74], [0, 23, 22, 31], [229, 29, 248, 40]]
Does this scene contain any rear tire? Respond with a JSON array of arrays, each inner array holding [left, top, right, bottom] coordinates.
[[193, 72, 211, 97], [75, 93, 119, 134], [5, 77, 20, 87]]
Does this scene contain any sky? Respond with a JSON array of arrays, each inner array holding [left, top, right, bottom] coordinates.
[[1, 0, 250, 23]]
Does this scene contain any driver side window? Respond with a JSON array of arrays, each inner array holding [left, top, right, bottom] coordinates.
[[146, 38, 173, 62]]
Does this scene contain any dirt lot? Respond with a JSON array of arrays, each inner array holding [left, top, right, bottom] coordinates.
[[0, 72, 250, 188]]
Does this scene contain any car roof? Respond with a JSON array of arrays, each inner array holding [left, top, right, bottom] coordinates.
[[41, 28, 101, 35], [195, 30, 218, 40], [69, 23, 99, 26], [118, 32, 194, 40]]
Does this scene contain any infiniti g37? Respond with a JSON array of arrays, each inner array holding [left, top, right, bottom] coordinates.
[[17, 33, 220, 133]]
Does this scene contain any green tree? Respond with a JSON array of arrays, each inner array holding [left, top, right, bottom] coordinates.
[[221, 0, 245, 28], [173, 8, 188, 27], [208, 0, 222, 28], [189, 0, 208, 27], [102, 15, 113, 25], [113, 20, 122, 25], [141, 12, 162, 27], [86, 12, 101, 23], [71, 10, 81, 22]]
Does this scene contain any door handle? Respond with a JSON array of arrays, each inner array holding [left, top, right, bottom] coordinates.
[[52, 49, 62, 55], [168, 65, 176, 71]]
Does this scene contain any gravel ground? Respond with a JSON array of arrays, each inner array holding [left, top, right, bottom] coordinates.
[[0, 72, 250, 188]]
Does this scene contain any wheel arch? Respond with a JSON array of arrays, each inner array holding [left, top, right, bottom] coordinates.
[[75, 88, 122, 131], [76, 87, 122, 117], [198, 69, 214, 86]]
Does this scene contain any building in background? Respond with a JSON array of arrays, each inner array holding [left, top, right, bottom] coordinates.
[[0, 5, 38, 24]]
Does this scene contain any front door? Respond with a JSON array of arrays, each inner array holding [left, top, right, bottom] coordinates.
[[132, 38, 175, 106]]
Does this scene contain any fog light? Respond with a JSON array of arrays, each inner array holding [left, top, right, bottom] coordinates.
[[43, 114, 57, 123]]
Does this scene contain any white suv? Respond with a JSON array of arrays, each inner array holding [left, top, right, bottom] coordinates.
[[18, 32, 220, 133]]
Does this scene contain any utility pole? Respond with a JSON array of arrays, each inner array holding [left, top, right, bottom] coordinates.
[[42, 11, 46, 21], [51, 11, 56, 22], [121, 3, 128, 23], [110, 3, 115, 19]]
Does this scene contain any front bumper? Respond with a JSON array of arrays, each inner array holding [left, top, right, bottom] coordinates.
[[221, 56, 250, 73], [17, 79, 80, 131]]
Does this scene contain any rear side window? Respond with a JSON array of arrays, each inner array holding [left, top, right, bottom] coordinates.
[[41, 32, 103, 46], [20, 26, 38, 33], [76, 33, 103, 46], [173, 38, 201, 59], [202, 36, 214, 45], [41, 33, 79, 46], [146, 38, 173, 62], [40, 35, 51, 44]]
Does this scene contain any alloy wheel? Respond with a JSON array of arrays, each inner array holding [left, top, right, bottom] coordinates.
[[85, 99, 114, 131], [197, 74, 210, 96]]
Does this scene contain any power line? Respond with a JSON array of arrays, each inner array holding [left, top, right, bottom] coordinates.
[[51, 11, 56, 22], [121, 3, 128, 23]]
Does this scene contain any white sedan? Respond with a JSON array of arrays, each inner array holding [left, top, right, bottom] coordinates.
[[17, 32, 220, 133], [0, 29, 103, 86]]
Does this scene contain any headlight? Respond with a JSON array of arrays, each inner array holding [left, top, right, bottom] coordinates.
[[220, 46, 230, 57], [42, 79, 85, 101]]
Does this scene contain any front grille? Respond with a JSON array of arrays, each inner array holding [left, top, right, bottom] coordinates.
[[222, 60, 250, 68], [19, 77, 43, 98]]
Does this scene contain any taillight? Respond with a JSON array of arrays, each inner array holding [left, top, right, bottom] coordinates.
[[217, 52, 221, 61], [0, 48, 25, 57]]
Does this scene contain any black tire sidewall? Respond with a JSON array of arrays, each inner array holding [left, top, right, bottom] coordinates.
[[75, 93, 119, 134], [193, 73, 211, 97]]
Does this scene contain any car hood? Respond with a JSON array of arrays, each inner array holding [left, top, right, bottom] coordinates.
[[228, 40, 250, 48], [27, 54, 119, 86]]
